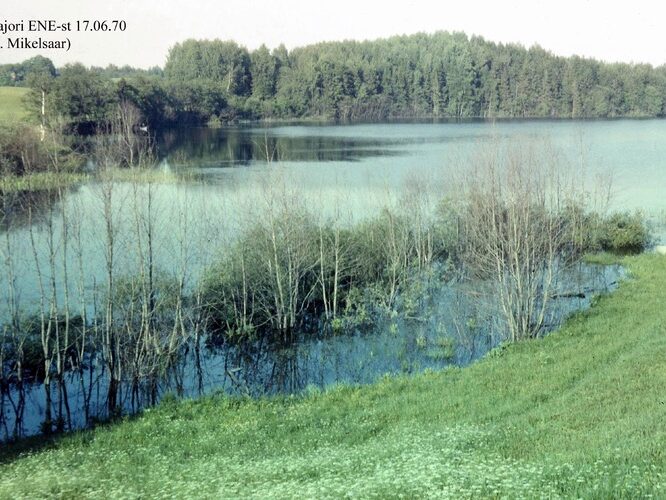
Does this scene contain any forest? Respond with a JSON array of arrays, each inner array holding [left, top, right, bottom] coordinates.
[[3, 31, 666, 129]]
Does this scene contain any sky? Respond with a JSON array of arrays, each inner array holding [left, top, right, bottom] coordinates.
[[1, 0, 664, 68]]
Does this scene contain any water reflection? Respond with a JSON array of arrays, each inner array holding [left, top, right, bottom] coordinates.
[[0, 187, 79, 233], [157, 127, 408, 166], [154, 120, 666, 214], [0, 262, 622, 441]]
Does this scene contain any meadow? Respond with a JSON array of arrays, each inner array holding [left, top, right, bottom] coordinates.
[[0, 87, 28, 123], [0, 253, 663, 498]]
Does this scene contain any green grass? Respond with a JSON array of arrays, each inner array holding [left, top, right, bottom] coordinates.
[[0, 87, 29, 123], [0, 169, 196, 194], [97, 166, 204, 184], [0, 172, 88, 193], [583, 251, 625, 266], [1, 255, 665, 498]]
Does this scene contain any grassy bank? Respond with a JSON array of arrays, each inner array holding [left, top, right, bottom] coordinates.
[[0, 172, 88, 193], [0, 169, 195, 194], [0, 87, 28, 123], [1, 254, 665, 498]]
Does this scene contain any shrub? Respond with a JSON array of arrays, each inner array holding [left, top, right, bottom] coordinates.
[[598, 211, 651, 254], [200, 203, 456, 343], [0, 124, 47, 175], [557, 205, 651, 256], [201, 205, 323, 342]]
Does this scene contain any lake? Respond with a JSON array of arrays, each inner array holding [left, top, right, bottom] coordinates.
[[160, 119, 666, 214], [0, 119, 663, 439]]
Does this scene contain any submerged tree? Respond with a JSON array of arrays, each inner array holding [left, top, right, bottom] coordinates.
[[457, 140, 602, 341]]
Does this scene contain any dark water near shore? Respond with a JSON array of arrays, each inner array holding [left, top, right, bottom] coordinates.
[[1, 262, 623, 440]]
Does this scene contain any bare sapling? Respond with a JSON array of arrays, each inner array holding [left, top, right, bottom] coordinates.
[[457, 139, 597, 341]]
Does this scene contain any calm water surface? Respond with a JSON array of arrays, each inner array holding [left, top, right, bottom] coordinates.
[[159, 119, 666, 213], [0, 119, 663, 438]]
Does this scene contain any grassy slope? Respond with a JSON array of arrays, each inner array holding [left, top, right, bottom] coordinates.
[[0, 87, 28, 123], [0, 255, 665, 498]]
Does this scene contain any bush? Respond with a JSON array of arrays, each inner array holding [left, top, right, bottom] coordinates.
[[201, 205, 323, 342], [598, 211, 651, 254], [558, 206, 651, 256], [200, 202, 456, 343], [0, 124, 47, 175], [0, 124, 82, 176]]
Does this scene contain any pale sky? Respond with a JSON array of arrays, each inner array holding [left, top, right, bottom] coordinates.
[[2, 0, 665, 68]]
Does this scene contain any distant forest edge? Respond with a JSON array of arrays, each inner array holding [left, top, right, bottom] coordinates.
[[3, 32, 666, 127]]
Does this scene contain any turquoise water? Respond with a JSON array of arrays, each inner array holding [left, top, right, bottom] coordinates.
[[162, 119, 666, 214], [2, 119, 665, 320], [2, 119, 665, 316], [2, 119, 659, 438]]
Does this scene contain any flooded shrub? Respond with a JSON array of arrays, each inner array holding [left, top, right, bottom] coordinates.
[[201, 203, 455, 343], [201, 206, 324, 342], [597, 211, 651, 254], [0, 124, 81, 177], [557, 203, 603, 258], [340, 285, 385, 331], [102, 272, 189, 406], [350, 207, 452, 306], [0, 124, 47, 175], [111, 273, 182, 328], [457, 141, 596, 341], [559, 207, 651, 255]]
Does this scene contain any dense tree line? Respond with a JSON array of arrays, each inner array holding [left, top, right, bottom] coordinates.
[[164, 32, 666, 121], [16, 31, 666, 130]]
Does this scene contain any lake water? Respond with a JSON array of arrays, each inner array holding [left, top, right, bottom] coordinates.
[[160, 119, 666, 214], [1, 119, 664, 439]]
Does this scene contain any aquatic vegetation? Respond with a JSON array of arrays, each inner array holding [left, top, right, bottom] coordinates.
[[201, 198, 452, 343], [597, 210, 652, 254]]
